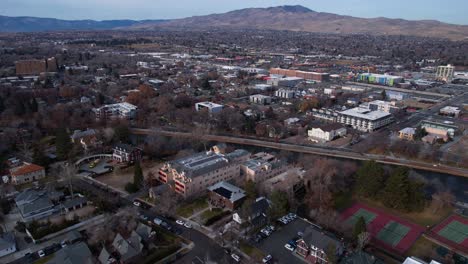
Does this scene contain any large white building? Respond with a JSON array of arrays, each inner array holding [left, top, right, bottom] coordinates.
[[436, 64, 455, 82], [249, 94, 272, 105], [338, 107, 393, 132], [93, 102, 137, 120], [275, 89, 295, 99], [195, 102, 224, 113], [308, 124, 347, 142], [367, 100, 405, 114]]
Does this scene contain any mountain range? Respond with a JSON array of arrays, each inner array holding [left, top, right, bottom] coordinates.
[[2, 5, 468, 40]]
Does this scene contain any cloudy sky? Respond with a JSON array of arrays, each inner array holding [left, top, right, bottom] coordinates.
[[2, 0, 467, 25]]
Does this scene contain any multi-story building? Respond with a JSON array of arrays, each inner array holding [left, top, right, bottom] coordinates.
[[261, 167, 305, 201], [93, 102, 137, 120], [399, 127, 416, 141], [295, 226, 343, 263], [195, 102, 224, 114], [112, 144, 142, 164], [241, 152, 289, 183], [270, 68, 330, 82], [15, 57, 58, 75], [357, 73, 403, 86], [436, 64, 455, 82], [367, 100, 405, 114], [439, 106, 461, 117], [275, 89, 295, 99], [249, 94, 272, 105], [338, 107, 393, 132], [308, 124, 347, 142], [158, 149, 250, 198], [268, 76, 304, 87], [9, 162, 45, 185]]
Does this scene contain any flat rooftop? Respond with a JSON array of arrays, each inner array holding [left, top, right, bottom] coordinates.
[[339, 107, 391, 121]]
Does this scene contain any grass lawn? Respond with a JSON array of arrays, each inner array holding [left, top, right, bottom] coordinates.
[[356, 197, 453, 227], [239, 241, 264, 262], [201, 208, 223, 220], [406, 236, 438, 259], [176, 197, 208, 218]]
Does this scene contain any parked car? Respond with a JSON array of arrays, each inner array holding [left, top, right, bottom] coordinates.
[[184, 222, 192, 229], [176, 220, 185, 225], [38, 250, 45, 258], [133, 200, 141, 207], [262, 254, 272, 263], [231, 253, 241, 262], [284, 244, 295, 251]]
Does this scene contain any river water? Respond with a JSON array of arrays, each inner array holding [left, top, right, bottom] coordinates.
[[411, 169, 468, 203]]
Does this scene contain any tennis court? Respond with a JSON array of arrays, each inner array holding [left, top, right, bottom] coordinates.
[[341, 202, 426, 254], [430, 215, 468, 255]]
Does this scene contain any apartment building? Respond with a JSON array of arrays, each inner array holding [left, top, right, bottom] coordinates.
[[357, 73, 404, 86], [367, 100, 405, 114], [158, 149, 250, 198], [93, 102, 137, 120], [15, 57, 57, 75], [249, 94, 272, 105], [436, 64, 455, 82], [338, 107, 393, 132], [241, 152, 289, 183], [308, 123, 347, 142], [399, 127, 416, 141], [275, 88, 295, 99]]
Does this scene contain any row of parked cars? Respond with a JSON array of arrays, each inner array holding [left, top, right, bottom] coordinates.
[[277, 213, 297, 225]]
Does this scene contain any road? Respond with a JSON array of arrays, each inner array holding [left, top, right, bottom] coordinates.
[[130, 128, 468, 177]]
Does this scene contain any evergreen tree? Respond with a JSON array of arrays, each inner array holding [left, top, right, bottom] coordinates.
[[325, 243, 337, 264], [32, 146, 49, 167], [55, 128, 71, 160], [381, 167, 411, 210], [114, 125, 130, 143], [269, 190, 289, 219], [355, 160, 385, 198], [31, 98, 38, 113], [244, 180, 257, 199], [353, 216, 367, 241], [133, 161, 144, 187]]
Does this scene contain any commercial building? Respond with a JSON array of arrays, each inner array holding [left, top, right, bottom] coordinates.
[[386, 91, 409, 101], [357, 73, 404, 86], [93, 102, 137, 120], [436, 64, 455, 82], [158, 149, 250, 198], [15, 57, 57, 75], [270, 68, 330, 82], [420, 120, 457, 138], [338, 107, 393, 132], [268, 76, 304, 87], [275, 89, 295, 99], [9, 162, 45, 185], [399, 127, 416, 141], [241, 152, 289, 183], [439, 106, 461, 117], [249, 94, 272, 105], [308, 123, 347, 142], [208, 181, 246, 210], [195, 102, 224, 114]]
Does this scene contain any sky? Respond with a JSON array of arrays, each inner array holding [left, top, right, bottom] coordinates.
[[2, 0, 467, 25]]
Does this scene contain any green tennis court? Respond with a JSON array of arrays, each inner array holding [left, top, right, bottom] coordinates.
[[376, 221, 410, 246], [437, 221, 468, 244], [347, 208, 377, 225]]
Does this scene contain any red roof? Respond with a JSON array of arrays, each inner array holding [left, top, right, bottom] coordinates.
[[10, 163, 44, 176]]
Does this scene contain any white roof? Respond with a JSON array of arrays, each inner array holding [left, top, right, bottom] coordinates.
[[339, 107, 391, 121]]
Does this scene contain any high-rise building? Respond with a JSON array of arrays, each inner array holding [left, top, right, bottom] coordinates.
[[15, 57, 58, 75], [436, 64, 455, 82]]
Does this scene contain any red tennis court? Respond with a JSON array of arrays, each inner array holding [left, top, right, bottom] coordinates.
[[428, 214, 468, 255]]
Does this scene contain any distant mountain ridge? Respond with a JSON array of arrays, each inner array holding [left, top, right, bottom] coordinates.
[[2, 5, 468, 40], [129, 5, 468, 40], [0, 15, 166, 32]]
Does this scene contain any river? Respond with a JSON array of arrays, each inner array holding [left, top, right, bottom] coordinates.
[[411, 169, 468, 203]]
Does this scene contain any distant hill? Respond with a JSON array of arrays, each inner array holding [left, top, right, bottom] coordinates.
[[129, 5, 468, 40], [0, 15, 166, 32]]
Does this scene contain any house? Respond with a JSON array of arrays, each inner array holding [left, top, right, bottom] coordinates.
[[61, 196, 88, 213], [402, 256, 442, 264], [112, 144, 142, 164], [45, 242, 94, 264], [0, 232, 17, 258], [9, 162, 45, 185], [308, 124, 347, 142], [284, 117, 301, 126], [135, 223, 155, 242], [399, 127, 416, 141], [15, 189, 58, 222], [93, 102, 137, 120], [339, 251, 384, 264], [195, 102, 223, 114], [111, 232, 143, 263], [70, 129, 101, 151], [208, 181, 246, 210], [295, 226, 343, 264], [233, 197, 270, 228]]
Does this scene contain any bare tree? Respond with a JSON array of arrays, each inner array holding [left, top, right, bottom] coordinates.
[[357, 232, 371, 250]]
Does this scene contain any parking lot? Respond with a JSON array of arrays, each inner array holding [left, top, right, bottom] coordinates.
[[256, 218, 311, 264]]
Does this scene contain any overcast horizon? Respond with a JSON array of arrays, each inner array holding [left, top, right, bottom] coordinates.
[[2, 0, 468, 25]]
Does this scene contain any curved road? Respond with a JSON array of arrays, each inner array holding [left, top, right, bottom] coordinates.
[[130, 128, 468, 178]]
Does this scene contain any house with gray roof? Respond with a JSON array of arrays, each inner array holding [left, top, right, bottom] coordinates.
[[45, 242, 94, 264], [295, 226, 344, 263], [0, 232, 16, 258], [15, 189, 58, 222], [111, 232, 143, 263], [208, 181, 246, 210]]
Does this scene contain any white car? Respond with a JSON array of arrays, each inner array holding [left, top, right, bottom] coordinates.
[[133, 201, 141, 207], [262, 254, 272, 263], [231, 253, 241, 262], [284, 244, 295, 251], [176, 220, 185, 226], [184, 222, 192, 229], [38, 250, 46, 258]]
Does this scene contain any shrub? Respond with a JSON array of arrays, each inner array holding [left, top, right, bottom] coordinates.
[[125, 183, 139, 193]]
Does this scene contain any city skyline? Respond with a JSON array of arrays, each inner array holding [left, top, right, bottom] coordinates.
[[2, 0, 468, 25]]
